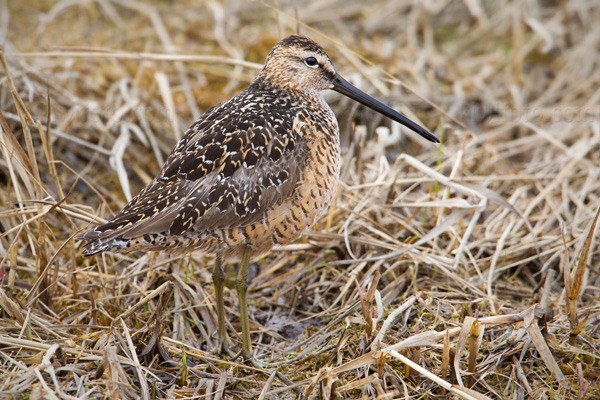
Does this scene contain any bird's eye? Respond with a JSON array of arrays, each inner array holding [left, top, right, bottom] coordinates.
[[304, 56, 319, 68]]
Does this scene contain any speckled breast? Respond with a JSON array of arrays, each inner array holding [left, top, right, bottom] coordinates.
[[195, 105, 341, 258], [258, 125, 341, 249]]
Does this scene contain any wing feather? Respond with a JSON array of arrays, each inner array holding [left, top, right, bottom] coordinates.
[[78, 100, 310, 251]]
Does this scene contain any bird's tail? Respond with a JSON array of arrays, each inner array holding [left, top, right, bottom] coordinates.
[[76, 228, 132, 256], [80, 237, 131, 256]]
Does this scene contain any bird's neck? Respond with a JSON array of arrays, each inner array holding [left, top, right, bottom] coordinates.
[[249, 73, 322, 102]]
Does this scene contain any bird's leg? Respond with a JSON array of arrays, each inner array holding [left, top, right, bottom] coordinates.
[[212, 255, 230, 356], [235, 245, 254, 360]]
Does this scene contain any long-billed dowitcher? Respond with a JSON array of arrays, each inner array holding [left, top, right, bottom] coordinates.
[[77, 35, 439, 361]]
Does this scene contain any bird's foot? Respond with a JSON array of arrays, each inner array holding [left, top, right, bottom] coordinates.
[[213, 340, 236, 359], [230, 348, 269, 368]]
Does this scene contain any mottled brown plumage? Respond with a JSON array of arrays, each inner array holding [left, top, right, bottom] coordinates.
[[77, 35, 438, 361], [79, 36, 341, 259]]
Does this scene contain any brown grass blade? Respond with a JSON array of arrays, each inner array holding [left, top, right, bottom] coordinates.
[[567, 206, 600, 332]]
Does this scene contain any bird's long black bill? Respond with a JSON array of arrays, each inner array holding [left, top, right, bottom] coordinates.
[[331, 73, 439, 143]]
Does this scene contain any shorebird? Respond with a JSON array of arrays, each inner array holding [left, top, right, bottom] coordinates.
[[77, 35, 439, 362]]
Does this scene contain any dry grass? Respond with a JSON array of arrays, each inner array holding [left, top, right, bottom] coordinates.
[[1, 0, 599, 399]]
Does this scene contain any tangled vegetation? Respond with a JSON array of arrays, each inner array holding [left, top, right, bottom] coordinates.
[[1, 1, 599, 398]]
